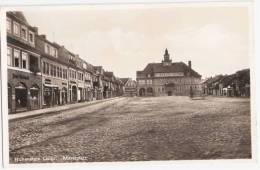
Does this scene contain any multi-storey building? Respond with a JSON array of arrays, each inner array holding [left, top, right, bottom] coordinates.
[[7, 12, 42, 113], [36, 34, 69, 107], [93, 66, 105, 100], [83, 61, 94, 101], [55, 45, 79, 103], [136, 49, 202, 96], [6, 11, 125, 114]]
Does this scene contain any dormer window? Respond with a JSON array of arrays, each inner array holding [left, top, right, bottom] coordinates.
[[21, 26, 27, 41], [13, 21, 20, 36], [6, 17, 12, 33], [28, 31, 35, 44], [45, 43, 57, 57]]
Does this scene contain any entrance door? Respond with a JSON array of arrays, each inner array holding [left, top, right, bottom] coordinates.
[[15, 83, 27, 112], [167, 91, 172, 96], [72, 86, 77, 102], [30, 85, 40, 110], [139, 88, 145, 96]]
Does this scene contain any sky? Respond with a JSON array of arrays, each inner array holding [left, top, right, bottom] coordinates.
[[22, 4, 251, 79]]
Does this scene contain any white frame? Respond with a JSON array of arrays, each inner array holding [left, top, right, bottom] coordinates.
[[13, 48, 20, 68], [21, 51, 28, 69], [0, 2, 259, 170]]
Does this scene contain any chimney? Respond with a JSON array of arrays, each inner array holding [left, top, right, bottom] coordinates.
[[40, 34, 46, 39], [188, 60, 191, 69]]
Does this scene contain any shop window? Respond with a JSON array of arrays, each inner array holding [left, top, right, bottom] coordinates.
[[6, 17, 12, 33], [13, 21, 20, 36], [14, 49, 20, 68], [22, 52, 28, 69], [15, 82, 27, 110], [7, 46, 12, 66]]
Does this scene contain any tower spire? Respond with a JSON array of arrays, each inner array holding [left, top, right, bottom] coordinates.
[[162, 48, 172, 66]]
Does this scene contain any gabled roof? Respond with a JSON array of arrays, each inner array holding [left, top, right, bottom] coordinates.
[[120, 78, 130, 85], [138, 62, 201, 78]]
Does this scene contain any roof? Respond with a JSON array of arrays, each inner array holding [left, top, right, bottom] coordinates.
[[9, 12, 29, 25], [138, 62, 201, 78], [104, 72, 114, 77], [120, 78, 130, 85]]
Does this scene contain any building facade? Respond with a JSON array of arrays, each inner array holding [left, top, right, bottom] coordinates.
[[201, 69, 250, 97], [7, 12, 42, 113], [6, 11, 124, 114], [35, 34, 69, 108], [136, 49, 202, 97]]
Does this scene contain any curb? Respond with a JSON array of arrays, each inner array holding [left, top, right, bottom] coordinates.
[[9, 97, 122, 121]]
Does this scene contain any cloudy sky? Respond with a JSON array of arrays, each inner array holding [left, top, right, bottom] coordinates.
[[22, 3, 251, 79]]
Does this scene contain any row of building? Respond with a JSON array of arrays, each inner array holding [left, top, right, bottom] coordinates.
[[6, 12, 136, 114], [5, 12, 250, 113], [201, 69, 250, 97]]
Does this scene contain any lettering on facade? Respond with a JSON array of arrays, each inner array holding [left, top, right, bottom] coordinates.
[[154, 72, 184, 77], [12, 73, 29, 80], [70, 81, 76, 84], [62, 82, 67, 86]]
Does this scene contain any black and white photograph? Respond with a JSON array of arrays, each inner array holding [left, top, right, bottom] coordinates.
[[0, 0, 258, 169]]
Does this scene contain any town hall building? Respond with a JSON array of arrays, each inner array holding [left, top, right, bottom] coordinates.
[[136, 49, 202, 96]]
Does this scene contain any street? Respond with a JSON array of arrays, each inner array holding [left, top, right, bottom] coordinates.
[[9, 96, 251, 163]]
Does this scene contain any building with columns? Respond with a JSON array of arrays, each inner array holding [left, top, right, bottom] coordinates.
[[136, 49, 202, 97]]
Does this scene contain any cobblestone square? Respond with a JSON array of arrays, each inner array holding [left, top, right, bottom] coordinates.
[[9, 96, 251, 163]]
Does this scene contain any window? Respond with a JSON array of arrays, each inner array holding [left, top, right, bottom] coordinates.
[[13, 22, 20, 36], [50, 64, 54, 76], [53, 66, 56, 77], [7, 47, 12, 66], [46, 63, 49, 75], [29, 31, 34, 44], [43, 62, 46, 74], [21, 26, 27, 40], [22, 52, 28, 69], [14, 49, 20, 67], [53, 48, 57, 57], [56, 67, 59, 77], [45, 43, 51, 55], [6, 17, 12, 33]]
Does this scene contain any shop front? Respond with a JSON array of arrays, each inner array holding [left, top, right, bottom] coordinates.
[[8, 69, 42, 114], [43, 84, 59, 107], [43, 78, 68, 107]]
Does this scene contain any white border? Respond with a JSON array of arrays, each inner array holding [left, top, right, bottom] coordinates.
[[1, 1, 259, 170]]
